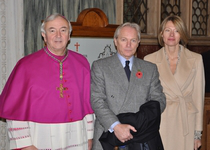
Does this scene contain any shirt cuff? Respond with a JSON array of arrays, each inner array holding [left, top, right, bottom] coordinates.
[[108, 121, 120, 133]]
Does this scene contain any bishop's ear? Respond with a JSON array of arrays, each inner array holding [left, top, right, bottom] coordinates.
[[41, 32, 47, 42]]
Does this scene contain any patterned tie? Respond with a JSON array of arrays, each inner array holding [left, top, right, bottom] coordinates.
[[124, 60, 131, 81]]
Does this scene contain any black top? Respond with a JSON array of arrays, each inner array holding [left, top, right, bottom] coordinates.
[[99, 100, 164, 150]]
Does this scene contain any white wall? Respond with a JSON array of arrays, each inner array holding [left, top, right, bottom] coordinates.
[[0, 0, 24, 149], [67, 37, 117, 66]]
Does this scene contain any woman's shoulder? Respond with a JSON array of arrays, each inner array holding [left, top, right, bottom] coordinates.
[[144, 47, 164, 62], [144, 51, 158, 59], [183, 47, 202, 59]]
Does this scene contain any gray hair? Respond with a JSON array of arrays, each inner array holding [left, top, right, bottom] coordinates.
[[41, 13, 72, 34], [114, 22, 141, 40]]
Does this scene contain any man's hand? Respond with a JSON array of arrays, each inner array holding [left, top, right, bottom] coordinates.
[[88, 139, 93, 150], [22, 145, 38, 150], [194, 139, 201, 150], [113, 124, 137, 143]]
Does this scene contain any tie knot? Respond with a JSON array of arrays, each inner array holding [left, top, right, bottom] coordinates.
[[125, 60, 130, 66]]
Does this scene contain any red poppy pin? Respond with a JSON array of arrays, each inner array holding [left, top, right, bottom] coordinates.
[[136, 70, 143, 79]]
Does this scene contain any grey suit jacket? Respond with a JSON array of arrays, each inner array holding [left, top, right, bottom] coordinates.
[[91, 54, 166, 150]]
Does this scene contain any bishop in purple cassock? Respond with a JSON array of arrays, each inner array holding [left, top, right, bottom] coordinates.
[[0, 13, 95, 150]]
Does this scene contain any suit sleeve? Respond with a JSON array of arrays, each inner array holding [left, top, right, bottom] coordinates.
[[147, 64, 166, 113], [91, 61, 119, 131]]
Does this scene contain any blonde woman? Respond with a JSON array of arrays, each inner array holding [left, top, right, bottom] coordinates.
[[144, 15, 205, 150]]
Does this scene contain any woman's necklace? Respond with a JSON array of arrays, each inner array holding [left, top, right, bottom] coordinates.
[[164, 47, 181, 74], [44, 47, 69, 98]]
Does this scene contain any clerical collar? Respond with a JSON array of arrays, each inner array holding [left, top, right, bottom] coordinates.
[[45, 47, 67, 61]]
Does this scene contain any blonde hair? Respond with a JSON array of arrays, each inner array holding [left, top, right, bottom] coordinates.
[[158, 15, 188, 47]]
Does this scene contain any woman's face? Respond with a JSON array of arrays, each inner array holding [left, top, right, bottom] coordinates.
[[162, 21, 181, 47]]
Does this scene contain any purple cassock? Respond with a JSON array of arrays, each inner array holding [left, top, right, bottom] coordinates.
[[0, 47, 94, 123]]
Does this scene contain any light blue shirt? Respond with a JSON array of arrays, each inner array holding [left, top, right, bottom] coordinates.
[[108, 53, 134, 133], [117, 53, 134, 70]]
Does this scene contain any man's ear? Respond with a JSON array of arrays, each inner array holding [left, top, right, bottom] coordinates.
[[114, 38, 117, 47], [68, 33, 70, 41], [41, 32, 47, 42]]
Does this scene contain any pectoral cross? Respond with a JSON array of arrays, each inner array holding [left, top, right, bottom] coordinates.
[[57, 83, 67, 98]]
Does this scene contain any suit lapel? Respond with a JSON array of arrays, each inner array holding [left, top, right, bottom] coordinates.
[[108, 54, 129, 93], [106, 55, 130, 112], [108, 55, 144, 112], [119, 57, 145, 110], [126, 58, 142, 98]]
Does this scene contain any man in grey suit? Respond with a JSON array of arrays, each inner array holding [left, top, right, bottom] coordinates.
[[91, 22, 166, 150]]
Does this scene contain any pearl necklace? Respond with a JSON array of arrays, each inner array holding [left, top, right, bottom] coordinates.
[[44, 47, 69, 98], [164, 47, 181, 74]]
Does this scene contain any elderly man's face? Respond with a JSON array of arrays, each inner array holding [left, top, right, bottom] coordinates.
[[42, 16, 70, 55], [114, 26, 140, 60]]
